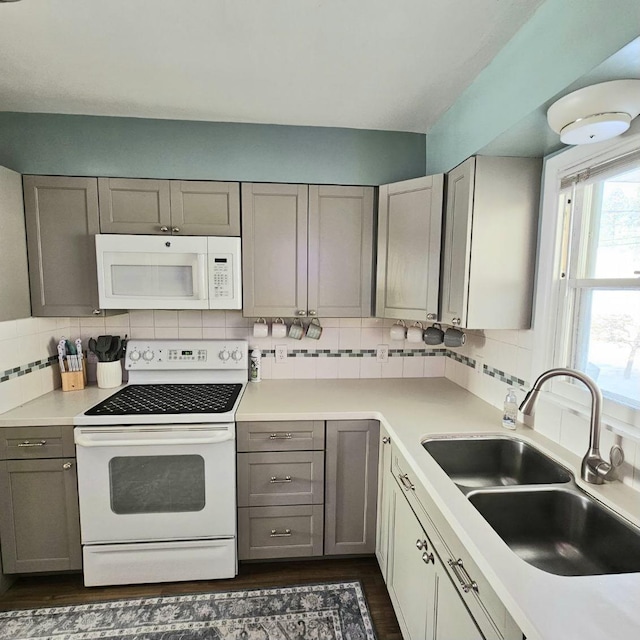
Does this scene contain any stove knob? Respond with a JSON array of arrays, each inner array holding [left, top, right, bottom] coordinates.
[[143, 349, 154, 362], [129, 350, 141, 362], [231, 349, 243, 362], [219, 349, 231, 362]]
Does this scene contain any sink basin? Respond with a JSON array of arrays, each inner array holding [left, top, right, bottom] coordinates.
[[468, 488, 640, 576], [422, 436, 572, 490]]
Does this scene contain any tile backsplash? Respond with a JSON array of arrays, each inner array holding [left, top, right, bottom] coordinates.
[[0, 312, 447, 413]]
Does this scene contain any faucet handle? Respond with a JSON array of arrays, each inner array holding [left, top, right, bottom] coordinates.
[[595, 445, 625, 480]]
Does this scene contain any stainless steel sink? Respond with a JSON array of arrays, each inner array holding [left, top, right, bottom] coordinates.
[[422, 436, 572, 490], [468, 487, 640, 576]]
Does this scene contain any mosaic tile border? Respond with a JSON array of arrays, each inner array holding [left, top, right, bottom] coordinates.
[[260, 348, 448, 358], [483, 364, 526, 388], [0, 355, 57, 383]]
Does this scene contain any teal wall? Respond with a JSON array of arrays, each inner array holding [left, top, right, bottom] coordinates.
[[0, 113, 425, 186], [425, 0, 640, 173]]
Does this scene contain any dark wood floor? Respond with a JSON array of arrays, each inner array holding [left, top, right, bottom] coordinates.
[[0, 556, 402, 639]]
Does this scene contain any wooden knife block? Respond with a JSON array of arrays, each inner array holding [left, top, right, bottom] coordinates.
[[61, 362, 87, 392]]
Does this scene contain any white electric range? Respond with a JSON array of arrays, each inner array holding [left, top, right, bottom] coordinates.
[[74, 339, 247, 587]]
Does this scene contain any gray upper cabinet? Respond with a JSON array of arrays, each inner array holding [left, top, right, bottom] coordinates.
[[324, 419, 379, 556], [441, 156, 542, 330], [242, 183, 309, 318], [98, 178, 171, 234], [308, 186, 374, 317], [99, 178, 240, 236], [376, 175, 444, 321], [170, 181, 240, 236], [242, 183, 375, 318], [0, 166, 30, 322], [24, 175, 103, 317]]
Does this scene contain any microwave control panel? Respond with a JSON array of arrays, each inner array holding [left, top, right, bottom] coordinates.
[[210, 256, 233, 299]]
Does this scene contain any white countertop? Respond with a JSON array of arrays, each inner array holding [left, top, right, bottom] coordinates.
[[2, 377, 640, 639]]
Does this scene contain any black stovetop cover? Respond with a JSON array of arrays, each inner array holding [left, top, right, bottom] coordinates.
[[84, 383, 243, 416]]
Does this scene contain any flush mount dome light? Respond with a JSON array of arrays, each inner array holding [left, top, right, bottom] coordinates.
[[547, 80, 640, 145]]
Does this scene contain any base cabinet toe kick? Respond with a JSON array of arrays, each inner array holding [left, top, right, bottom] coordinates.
[[376, 427, 524, 640]]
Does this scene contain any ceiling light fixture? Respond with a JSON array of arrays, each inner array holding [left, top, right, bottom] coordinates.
[[547, 79, 640, 145]]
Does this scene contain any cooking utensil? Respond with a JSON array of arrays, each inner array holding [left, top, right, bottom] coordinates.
[[96, 335, 113, 361]]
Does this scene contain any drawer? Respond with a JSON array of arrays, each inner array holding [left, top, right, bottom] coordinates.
[[238, 505, 324, 559], [237, 421, 325, 452], [0, 426, 75, 460], [237, 451, 324, 507], [392, 445, 508, 640]]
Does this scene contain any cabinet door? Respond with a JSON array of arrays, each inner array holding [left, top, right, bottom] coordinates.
[[324, 420, 379, 555], [0, 166, 30, 322], [24, 175, 102, 316], [98, 177, 171, 234], [376, 175, 444, 321], [431, 563, 485, 640], [241, 183, 308, 317], [440, 157, 475, 327], [388, 480, 435, 640], [375, 426, 392, 580], [0, 458, 81, 573], [170, 181, 240, 236], [308, 186, 374, 317]]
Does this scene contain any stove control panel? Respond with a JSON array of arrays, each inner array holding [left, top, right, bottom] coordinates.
[[125, 339, 248, 371]]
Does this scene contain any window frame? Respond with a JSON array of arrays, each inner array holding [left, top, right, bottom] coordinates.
[[533, 125, 640, 438]]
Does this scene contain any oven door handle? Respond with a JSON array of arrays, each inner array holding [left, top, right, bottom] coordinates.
[[74, 432, 234, 448]]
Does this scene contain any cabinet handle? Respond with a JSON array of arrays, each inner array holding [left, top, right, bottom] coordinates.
[[382, 436, 391, 444], [426, 313, 437, 321], [172, 227, 180, 233], [452, 317, 462, 326], [270, 475, 292, 483], [62, 462, 73, 470], [297, 310, 307, 317], [416, 538, 428, 550], [17, 440, 47, 448], [422, 551, 435, 564], [308, 310, 317, 316], [269, 433, 292, 440], [399, 473, 415, 491], [92, 309, 102, 315], [160, 226, 169, 232], [270, 528, 292, 537], [447, 558, 478, 593]]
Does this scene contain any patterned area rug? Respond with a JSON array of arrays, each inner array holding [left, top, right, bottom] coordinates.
[[0, 580, 376, 640]]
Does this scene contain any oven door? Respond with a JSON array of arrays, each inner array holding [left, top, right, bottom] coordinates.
[[74, 424, 235, 544]]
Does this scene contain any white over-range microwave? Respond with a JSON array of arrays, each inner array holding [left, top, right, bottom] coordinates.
[[95, 234, 242, 310]]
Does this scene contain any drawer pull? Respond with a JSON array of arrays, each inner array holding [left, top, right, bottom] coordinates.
[[270, 528, 292, 537], [270, 475, 292, 483], [269, 433, 293, 440], [448, 558, 479, 593], [17, 440, 47, 448], [399, 473, 415, 491]]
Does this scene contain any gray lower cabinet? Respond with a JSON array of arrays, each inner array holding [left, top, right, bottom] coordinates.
[[23, 175, 104, 317], [98, 177, 240, 236], [241, 183, 375, 318], [237, 419, 379, 560], [0, 426, 81, 573], [324, 419, 379, 555]]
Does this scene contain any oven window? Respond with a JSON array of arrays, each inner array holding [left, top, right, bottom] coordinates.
[[109, 455, 205, 514]]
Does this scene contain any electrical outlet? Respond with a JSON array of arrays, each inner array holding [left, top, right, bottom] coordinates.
[[275, 345, 288, 363], [474, 354, 484, 375], [376, 344, 389, 363]]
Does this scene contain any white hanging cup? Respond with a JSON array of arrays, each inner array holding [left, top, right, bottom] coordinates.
[[390, 320, 407, 341], [253, 317, 269, 338], [407, 322, 424, 343], [272, 318, 287, 339]]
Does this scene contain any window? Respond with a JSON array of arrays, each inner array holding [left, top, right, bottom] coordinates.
[[553, 149, 640, 412]]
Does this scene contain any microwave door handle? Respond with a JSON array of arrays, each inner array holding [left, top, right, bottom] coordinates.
[[74, 432, 233, 448], [197, 254, 207, 300]]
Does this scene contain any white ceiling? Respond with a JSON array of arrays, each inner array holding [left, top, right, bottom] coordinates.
[[0, 0, 544, 133]]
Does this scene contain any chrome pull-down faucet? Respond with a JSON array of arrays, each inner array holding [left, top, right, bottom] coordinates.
[[519, 367, 623, 484]]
